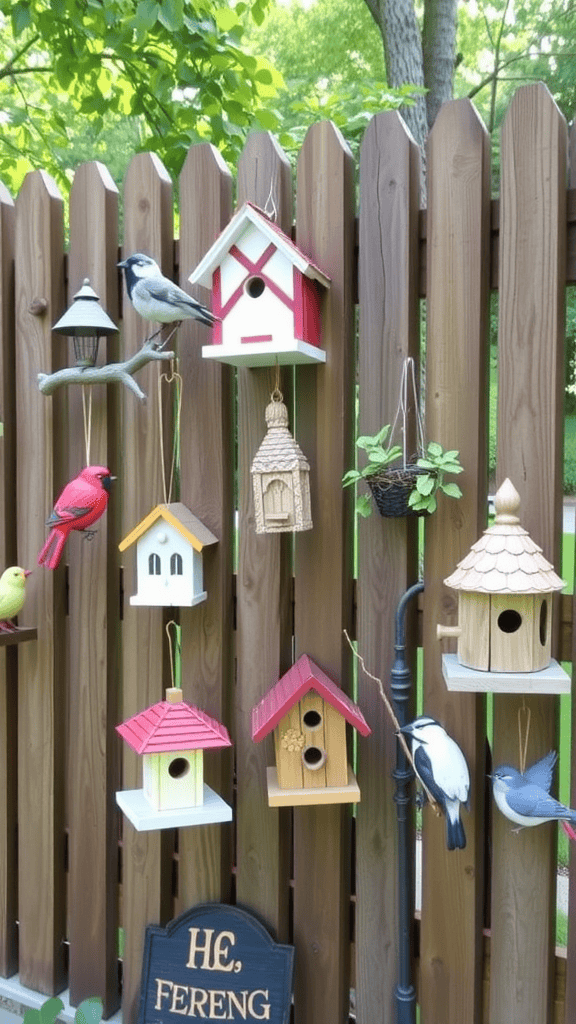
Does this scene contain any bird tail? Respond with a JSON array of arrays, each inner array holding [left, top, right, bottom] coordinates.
[[446, 812, 467, 851], [197, 307, 220, 327], [37, 529, 66, 570], [561, 820, 576, 843]]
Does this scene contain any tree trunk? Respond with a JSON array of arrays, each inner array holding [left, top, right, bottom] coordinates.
[[422, 0, 458, 128]]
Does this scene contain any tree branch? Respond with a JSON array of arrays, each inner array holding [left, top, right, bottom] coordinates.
[[37, 341, 175, 403]]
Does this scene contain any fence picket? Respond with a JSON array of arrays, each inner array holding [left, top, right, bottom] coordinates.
[[490, 83, 567, 1024], [176, 143, 234, 909], [293, 120, 355, 1024], [567, 114, 576, 1024], [15, 170, 67, 994], [234, 131, 293, 941], [66, 161, 121, 1015], [119, 152, 175, 1024]]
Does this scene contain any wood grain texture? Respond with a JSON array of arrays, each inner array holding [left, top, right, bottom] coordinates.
[[15, 171, 68, 994], [293, 121, 355, 1024], [355, 111, 420, 1024], [175, 143, 234, 911], [421, 99, 490, 1024], [0, 182, 18, 978], [234, 132, 293, 941], [120, 153, 175, 1024], [490, 84, 566, 1024], [67, 161, 121, 1015]]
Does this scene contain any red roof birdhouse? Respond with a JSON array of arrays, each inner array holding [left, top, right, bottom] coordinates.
[[116, 687, 232, 830], [251, 654, 371, 806], [188, 202, 330, 367]]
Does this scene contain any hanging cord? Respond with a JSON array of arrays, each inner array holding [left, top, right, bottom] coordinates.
[[157, 359, 183, 506], [81, 386, 92, 465], [264, 177, 278, 222], [518, 698, 531, 775], [343, 629, 440, 814], [165, 619, 180, 689], [388, 356, 426, 466]]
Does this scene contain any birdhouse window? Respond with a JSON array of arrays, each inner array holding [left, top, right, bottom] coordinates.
[[302, 745, 327, 771], [539, 600, 548, 646], [302, 709, 322, 731], [149, 553, 161, 575], [245, 276, 266, 299], [497, 609, 522, 634], [170, 553, 183, 575], [168, 757, 190, 780]]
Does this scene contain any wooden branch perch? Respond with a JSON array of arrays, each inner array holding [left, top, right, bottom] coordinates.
[[37, 340, 175, 403]]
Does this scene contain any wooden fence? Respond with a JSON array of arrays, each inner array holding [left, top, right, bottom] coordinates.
[[0, 81, 575, 1023]]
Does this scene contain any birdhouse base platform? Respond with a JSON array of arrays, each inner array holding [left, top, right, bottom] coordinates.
[[202, 340, 327, 368], [0, 627, 37, 647], [129, 591, 207, 607], [441, 653, 570, 694], [115, 784, 232, 831], [266, 765, 361, 807]]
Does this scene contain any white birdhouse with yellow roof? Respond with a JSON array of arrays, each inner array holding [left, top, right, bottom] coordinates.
[[119, 503, 218, 607], [437, 479, 569, 693]]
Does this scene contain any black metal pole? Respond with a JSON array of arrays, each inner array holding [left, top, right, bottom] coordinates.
[[391, 581, 424, 1024]]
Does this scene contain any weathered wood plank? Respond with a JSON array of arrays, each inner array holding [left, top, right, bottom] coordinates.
[[234, 132, 293, 941], [120, 152, 174, 1024], [0, 181, 18, 978], [15, 170, 68, 994], [293, 121, 355, 1024], [176, 143, 234, 910], [421, 97, 490, 1024], [67, 161, 121, 1015], [355, 110, 420, 1024], [490, 83, 566, 1024]]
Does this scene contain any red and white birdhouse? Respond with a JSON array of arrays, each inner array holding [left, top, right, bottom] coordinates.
[[251, 654, 371, 806], [188, 202, 330, 367], [116, 687, 232, 830]]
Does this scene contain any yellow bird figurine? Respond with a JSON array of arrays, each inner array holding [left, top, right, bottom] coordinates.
[[0, 566, 31, 632]]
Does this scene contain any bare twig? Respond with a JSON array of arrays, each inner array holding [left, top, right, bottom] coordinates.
[[38, 340, 175, 403], [343, 629, 440, 814]]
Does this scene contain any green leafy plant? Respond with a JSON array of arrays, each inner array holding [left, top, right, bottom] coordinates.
[[23, 996, 103, 1024], [342, 426, 464, 517]]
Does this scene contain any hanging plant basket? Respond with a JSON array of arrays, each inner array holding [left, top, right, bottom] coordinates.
[[368, 465, 436, 518]]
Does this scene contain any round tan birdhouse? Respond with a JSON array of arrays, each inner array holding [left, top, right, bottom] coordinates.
[[437, 479, 564, 674], [251, 391, 312, 534]]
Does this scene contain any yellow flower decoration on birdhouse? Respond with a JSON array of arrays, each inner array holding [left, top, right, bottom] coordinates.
[[281, 728, 305, 752]]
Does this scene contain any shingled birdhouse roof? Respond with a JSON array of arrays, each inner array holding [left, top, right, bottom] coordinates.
[[251, 392, 309, 473], [117, 689, 232, 754], [252, 654, 371, 742], [188, 201, 331, 290], [119, 502, 218, 553], [444, 478, 565, 594]]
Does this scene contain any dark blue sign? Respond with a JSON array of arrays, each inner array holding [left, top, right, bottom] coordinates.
[[139, 903, 294, 1023]]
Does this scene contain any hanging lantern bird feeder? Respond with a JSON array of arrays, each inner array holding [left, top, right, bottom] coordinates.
[[52, 278, 118, 368]]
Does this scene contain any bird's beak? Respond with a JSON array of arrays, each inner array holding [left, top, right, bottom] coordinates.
[[23, 570, 32, 577], [117, 259, 127, 268], [109, 476, 117, 481]]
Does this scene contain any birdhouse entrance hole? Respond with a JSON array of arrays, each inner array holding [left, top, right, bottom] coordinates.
[[302, 709, 322, 730], [168, 757, 190, 779], [245, 276, 266, 299], [302, 746, 326, 770], [497, 609, 522, 634], [540, 600, 548, 646]]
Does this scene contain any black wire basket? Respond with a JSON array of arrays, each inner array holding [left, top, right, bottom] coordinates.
[[367, 465, 435, 518]]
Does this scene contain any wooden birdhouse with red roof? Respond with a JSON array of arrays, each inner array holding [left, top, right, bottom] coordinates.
[[188, 202, 330, 367], [437, 478, 569, 693], [116, 687, 232, 830], [251, 654, 371, 806], [119, 502, 218, 607]]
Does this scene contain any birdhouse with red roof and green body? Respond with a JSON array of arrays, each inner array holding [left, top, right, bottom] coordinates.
[[188, 202, 330, 368], [116, 687, 232, 830], [251, 654, 371, 806]]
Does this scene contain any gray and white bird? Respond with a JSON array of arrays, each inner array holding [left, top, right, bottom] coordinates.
[[399, 715, 470, 851], [118, 253, 218, 332], [491, 751, 576, 841]]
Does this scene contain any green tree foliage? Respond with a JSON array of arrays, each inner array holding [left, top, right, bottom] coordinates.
[[0, 0, 283, 194]]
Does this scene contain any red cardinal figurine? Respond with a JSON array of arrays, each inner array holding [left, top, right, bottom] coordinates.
[[37, 465, 114, 570]]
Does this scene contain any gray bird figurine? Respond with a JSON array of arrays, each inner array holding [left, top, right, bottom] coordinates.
[[491, 751, 576, 841], [118, 253, 218, 334], [399, 715, 470, 851]]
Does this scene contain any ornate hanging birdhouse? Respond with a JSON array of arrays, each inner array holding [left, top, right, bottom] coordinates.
[[251, 654, 371, 806], [437, 478, 569, 693], [251, 392, 312, 534], [116, 687, 232, 830], [119, 503, 218, 607], [188, 202, 330, 367]]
